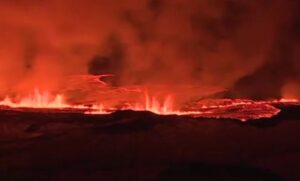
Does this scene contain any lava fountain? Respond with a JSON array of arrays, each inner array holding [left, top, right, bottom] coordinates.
[[0, 80, 298, 122]]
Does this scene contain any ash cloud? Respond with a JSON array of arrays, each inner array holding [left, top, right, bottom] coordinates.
[[0, 0, 299, 99]]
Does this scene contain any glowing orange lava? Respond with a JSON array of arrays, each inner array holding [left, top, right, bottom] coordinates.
[[0, 89, 69, 109], [133, 93, 174, 114], [0, 89, 106, 113], [0, 88, 299, 122]]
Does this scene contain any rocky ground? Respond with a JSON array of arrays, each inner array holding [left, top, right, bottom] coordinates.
[[0, 105, 300, 180]]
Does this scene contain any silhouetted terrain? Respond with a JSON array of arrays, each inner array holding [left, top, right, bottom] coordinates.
[[0, 106, 300, 180]]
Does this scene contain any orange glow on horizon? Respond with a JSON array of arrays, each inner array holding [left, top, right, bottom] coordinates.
[[0, 89, 69, 109], [0, 89, 107, 114], [0, 89, 298, 122], [133, 93, 174, 114]]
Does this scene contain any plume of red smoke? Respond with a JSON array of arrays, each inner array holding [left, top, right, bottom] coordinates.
[[0, 0, 299, 99]]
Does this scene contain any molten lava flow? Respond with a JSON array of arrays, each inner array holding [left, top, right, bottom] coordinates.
[[0, 90, 69, 109], [0, 84, 299, 122], [0, 89, 107, 113], [129, 93, 212, 116], [133, 93, 174, 114]]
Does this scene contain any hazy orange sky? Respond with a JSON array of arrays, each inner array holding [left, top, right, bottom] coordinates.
[[0, 0, 299, 98]]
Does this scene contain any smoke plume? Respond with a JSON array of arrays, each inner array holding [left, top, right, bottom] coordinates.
[[0, 0, 299, 99]]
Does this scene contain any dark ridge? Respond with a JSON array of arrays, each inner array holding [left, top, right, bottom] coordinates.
[[242, 104, 300, 127], [157, 162, 282, 181]]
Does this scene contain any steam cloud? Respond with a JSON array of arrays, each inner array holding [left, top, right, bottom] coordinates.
[[0, 0, 299, 99]]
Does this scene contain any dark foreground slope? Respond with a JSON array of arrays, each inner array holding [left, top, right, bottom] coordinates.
[[0, 106, 300, 180]]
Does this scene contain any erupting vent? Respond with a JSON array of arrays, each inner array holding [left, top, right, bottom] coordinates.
[[0, 76, 298, 122]]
